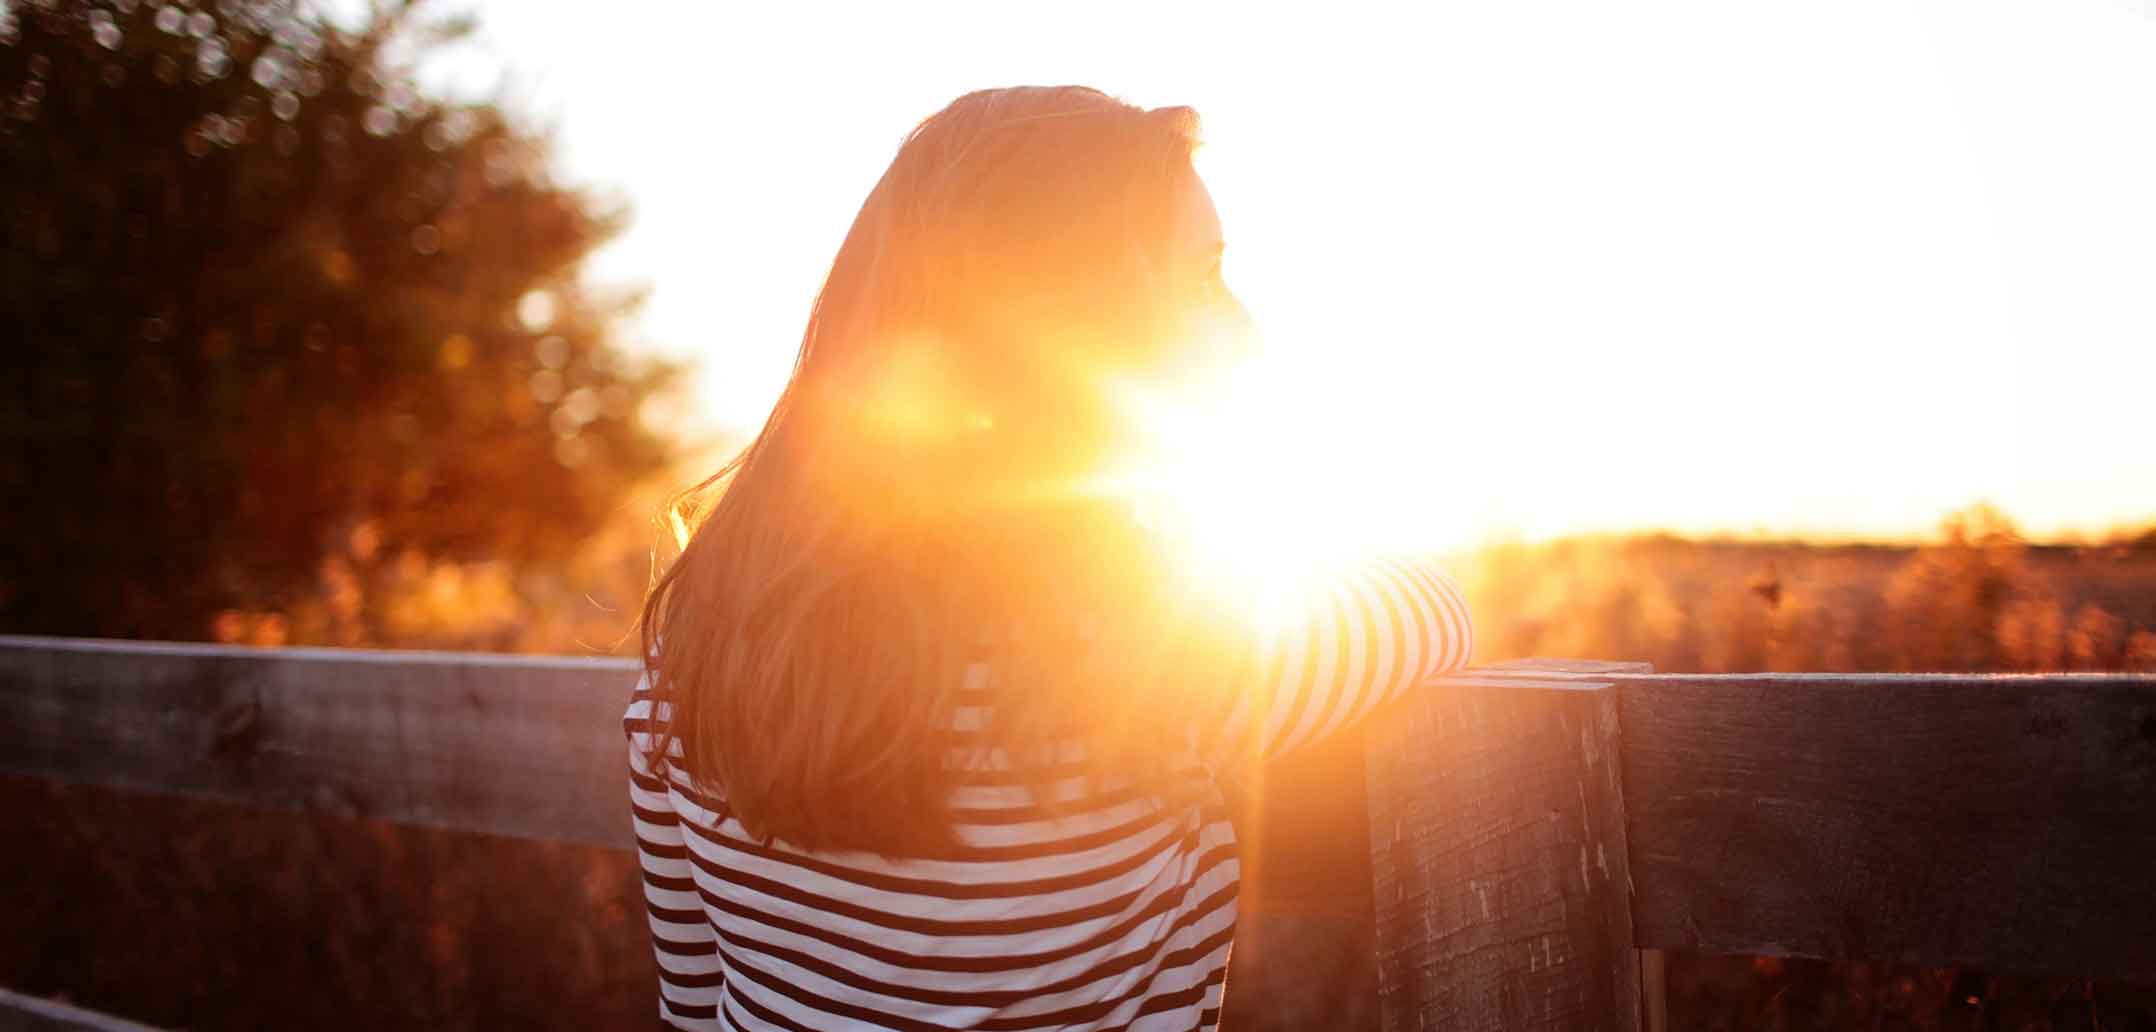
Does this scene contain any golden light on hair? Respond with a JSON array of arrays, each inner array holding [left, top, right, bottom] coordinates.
[[642, 86, 1228, 855], [853, 331, 973, 442]]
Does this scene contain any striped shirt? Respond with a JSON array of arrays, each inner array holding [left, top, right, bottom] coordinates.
[[624, 557, 1473, 1031]]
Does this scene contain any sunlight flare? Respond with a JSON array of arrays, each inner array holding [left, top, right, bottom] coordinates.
[[1109, 349, 1476, 629]]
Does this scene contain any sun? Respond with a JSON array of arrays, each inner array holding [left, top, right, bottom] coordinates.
[[1107, 351, 1470, 630]]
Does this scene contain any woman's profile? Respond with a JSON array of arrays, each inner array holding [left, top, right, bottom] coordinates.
[[626, 85, 1473, 1031]]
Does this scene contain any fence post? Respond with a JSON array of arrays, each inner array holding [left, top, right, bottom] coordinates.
[[1366, 661, 1648, 1032]]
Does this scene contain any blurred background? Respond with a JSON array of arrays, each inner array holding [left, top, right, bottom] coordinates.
[[4, 0, 2154, 1028]]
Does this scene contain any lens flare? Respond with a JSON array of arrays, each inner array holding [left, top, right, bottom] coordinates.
[[1108, 347, 1473, 629]]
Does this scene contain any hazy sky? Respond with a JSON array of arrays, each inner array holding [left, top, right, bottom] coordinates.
[[427, 0, 2155, 545]]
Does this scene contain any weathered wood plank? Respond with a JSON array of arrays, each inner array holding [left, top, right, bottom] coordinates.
[[1367, 667, 1642, 1032], [1638, 949, 1668, 1032], [11, 634, 2156, 992], [1615, 672, 2156, 983], [0, 987, 166, 1032], [1483, 659, 1653, 676], [0, 636, 640, 848]]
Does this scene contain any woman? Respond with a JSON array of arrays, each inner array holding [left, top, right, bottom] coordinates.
[[627, 85, 1472, 1031]]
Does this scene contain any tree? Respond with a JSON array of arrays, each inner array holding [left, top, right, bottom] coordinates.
[[0, 0, 684, 642]]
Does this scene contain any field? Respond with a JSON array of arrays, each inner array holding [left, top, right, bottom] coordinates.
[[7, 511, 2156, 1030], [1231, 510, 2156, 1030]]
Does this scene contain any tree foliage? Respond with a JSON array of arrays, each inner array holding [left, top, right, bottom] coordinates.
[[0, 0, 682, 641]]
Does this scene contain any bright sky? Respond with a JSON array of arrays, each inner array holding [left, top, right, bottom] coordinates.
[[430, 0, 2156, 547]]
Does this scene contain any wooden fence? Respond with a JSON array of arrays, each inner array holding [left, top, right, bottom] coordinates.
[[3, 635, 2153, 1030]]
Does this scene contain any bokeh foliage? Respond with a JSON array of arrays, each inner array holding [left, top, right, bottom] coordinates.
[[0, 0, 683, 643]]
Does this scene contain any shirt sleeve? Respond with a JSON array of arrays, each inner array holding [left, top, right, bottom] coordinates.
[[1206, 555, 1474, 766], [624, 675, 726, 1031]]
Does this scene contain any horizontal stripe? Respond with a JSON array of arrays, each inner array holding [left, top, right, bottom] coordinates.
[[709, 877, 1237, 1012], [718, 943, 967, 1032], [692, 856, 1237, 974], [629, 556, 1469, 1031], [657, 966, 725, 991], [642, 869, 697, 894], [977, 924, 1236, 1029], [651, 934, 719, 958], [670, 798, 1202, 902], [662, 998, 716, 1021]]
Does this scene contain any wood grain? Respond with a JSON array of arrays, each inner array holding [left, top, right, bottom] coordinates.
[[1366, 668, 1642, 1032], [0, 636, 639, 848], [1614, 671, 2156, 983]]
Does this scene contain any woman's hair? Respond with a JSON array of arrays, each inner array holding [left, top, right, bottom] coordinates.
[[639, 85, 1255, 854]]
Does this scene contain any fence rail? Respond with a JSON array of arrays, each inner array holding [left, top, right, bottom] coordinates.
[[3, 635, 2153, 1031], [0, 634, 637, 847], [0, 987, 167, 1032], [1363, 661, 2156, 1030]]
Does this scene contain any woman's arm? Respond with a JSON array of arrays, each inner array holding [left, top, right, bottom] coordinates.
[[625, 679, 726, 1031], [1207, 556, 1473, 766]]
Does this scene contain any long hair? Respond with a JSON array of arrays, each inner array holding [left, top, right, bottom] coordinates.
[[639, 86, 1256, 854]]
